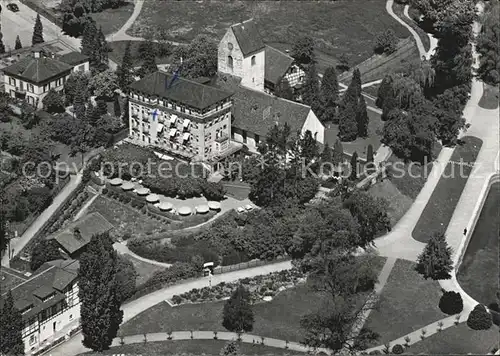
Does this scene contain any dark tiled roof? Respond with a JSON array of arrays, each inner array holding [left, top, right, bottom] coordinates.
[[231, 86, 311, 137], [1, 260, 79, 321], [264, 45, 295, 85], [51, 212, 114, 255], [129, 71, 233, 110], [231, 19, 265, 56], [58, 51, 89, 66], [2, 55, 73, 83]]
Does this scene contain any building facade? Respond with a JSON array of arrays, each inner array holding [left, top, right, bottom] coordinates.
[[2, 51, 89, 109]]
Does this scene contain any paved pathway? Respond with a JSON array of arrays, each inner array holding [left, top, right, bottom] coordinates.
[[45, 260, 293, 356], [403, 5, 438, 59], [1, 173, 82, 267], [114, 242, 172, 268]]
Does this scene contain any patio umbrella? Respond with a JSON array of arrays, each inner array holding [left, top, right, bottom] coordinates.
[[207, 201, 221, 211], [109, 178, 123, 186], [158, 202, 173, 211], [136, 187, 150, 196], [178, 206, 192, 216], [121, 182, 134, 191], [146, 194, 160, 203], [196, 205, 209, 214]]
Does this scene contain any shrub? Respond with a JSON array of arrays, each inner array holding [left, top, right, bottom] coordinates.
[[201, 181, 226, 201], [392, 344, 404, 354], [439, 291, 464, 315], [467, 304, 493, 330], [374, 29, 398, 54], [172, 295, 182, 305]]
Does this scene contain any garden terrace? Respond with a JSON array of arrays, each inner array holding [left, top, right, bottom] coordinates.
[[412, 136, 483, 242]]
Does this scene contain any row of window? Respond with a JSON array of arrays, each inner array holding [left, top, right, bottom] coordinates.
[[226, 53, 257, 70], [8, 77, 64, 93]]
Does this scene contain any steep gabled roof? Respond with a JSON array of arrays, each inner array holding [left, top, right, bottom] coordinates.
[[129, 71, 233, 110], [2, 55, 73, 83], [230, 19, 265, 56], [264, 45, 295, 85]]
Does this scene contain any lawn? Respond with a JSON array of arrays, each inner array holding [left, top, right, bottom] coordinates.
[[368, 180, 413, 227], [87, 340, 306, 355], [107, 40, 174, 68], [324, 108, 384, 159], [478, 83, 499, 110], [91, 2, 135, 36], [392, 2, 431, 52], [363, 84, 380, 99], [412, 136, 483, 242], [363, 259, 446, 345], [406, 322, 499, 355], [120, 256, 387, 341], [457, 182, 499, 307], [85, 195, 170, 239], [129, 0, 409, 67], [121, 253, 167, 287]]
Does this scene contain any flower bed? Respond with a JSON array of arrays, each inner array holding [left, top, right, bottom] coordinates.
[[169, 268, 305, 306]]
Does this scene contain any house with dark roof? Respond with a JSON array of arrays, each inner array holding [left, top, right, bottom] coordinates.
[[2, 50, 89, 109], [264, 45, 306, 95], [57, 51, 90, 73], [0, 260, 80, 353], [49, 212, 114, 259]]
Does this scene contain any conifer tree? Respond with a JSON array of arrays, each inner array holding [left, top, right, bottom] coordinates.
[[138, 40, 158, 78], [79, 232, 123, 352], [349, 152, 358, 180], [320, 66, 339, 123], [117, 41, 133, 90], [338, 95, 358, 141], [97, 27, 109, 71], [96, 99, 108, 115], [222, 285, 254, 333], [356, 95, 369, 137], [0, 290, 24, 355], [376, 74, 393, 109], [333, 139, 344, 165], [344, 68, 362, 101], [302, 62, 323, 118], [415, 232, 453, 280], [113, 95, 121, 118], [0, 24, 5, 55], [32, 14, 45, 45], [73, 78, 87, 120], [15, 35, 22, 50], [321, 142, 333, 175], [366, 144, 375, 173]]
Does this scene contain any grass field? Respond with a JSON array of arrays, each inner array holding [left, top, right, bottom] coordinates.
[[122, 253, 167, 287], [129, 0, 409, 67], [392, 2, 431, 52], [364, 259, 445, 345], [89, 340, 306, 355], [368, 180, 413, 227], [478, 84, 500, 110], [406, 322, 499, 355], [107, 40, 174, 68], [91, 2, 135, 35], [412, 137, 482, 242], [457, 182, 499, 307]]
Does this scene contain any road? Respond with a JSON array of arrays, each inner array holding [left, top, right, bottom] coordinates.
[[1, 173, 82, 267], [46, 260, 293, 356]]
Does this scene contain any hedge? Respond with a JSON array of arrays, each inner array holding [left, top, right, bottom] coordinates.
[[438, 291, 463, 315]]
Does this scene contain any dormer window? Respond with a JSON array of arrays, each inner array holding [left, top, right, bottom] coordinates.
[[251, 56, 256, 66]]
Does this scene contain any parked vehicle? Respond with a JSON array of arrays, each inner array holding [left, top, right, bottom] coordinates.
[[7, 3, 20, 12]]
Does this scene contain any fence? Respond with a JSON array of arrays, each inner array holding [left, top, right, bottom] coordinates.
[[213, 256, 291, 275]]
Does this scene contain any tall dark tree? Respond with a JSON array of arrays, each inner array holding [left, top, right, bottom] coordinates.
[[292, 35, 316, 66], [170, 35, 218, 78], [138, 40, 158, 78], [275, 78, 294, 101], [96, 99, 108, 115], [117, 41, 134, 90], [0, 198, 8, 254], [300, 130, 318, 166], [42, 89, 65, 113], [79, 232, 123, 351], [96, 27, 109, 71], [122, 96, 129, 127], [73, 77, 87, 120], [0, 24, 5, 55], [0, 290, 24, 356], [222, 285, 254, 333], [376, 74, 394, 109], [302, 62, 323, 118], [30, 239, 61, 271], [14, 35, 22, 50], [356, 95, 369, 137], [344, 68, 362, 101], [349, 152, 358, 180], [321, 67, 339, 123], [415, 232, 453, 280], [81, 18, 97, 59], [113, 95, 122, 118], [476, 2, 500, 85], [32, 14, 44, 45], [115, 254, 137, 303], [333, 139, 344, 165], [366, 144, 374, 164], [338, 95, 358, 142]]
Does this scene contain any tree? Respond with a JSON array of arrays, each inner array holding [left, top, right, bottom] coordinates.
[[467, 304, 493, 330], [61, 1, 90, 37], [438, 291, 463, 315], [320, 143, 333, 174], [170, 35, 218, 78], [302, 62, 322, 118], [14, 35, 22, 50], [79, 232, 123, 351], [30, 239, 61, 271], [477, 2, 500, 84], [32, 14, 44, 45], [137, 40, 158, 78], [115, 255, 137, 303], [333, 139, 344, 165], [349, 152, 358, 180], [432, 86, 467, 145], [356, 95, 369, 137], [96, 99, 108, 115], [415, 232, 453, 280], [338, 97, 358, 142], [299, 130, 319, 166], [0, 24, 5, 55], [374, 29, 398, 54], [113, 95, 122, 118], [117, 41, 134, 90], [376, 74, 394, 109], [337, 53, 350, 72], [81, 18, 97, 59], [0, 290, 24, 355], [321, 67, 339, 123], [222, 285, 254, 333], [42, 89, 65, 113], [88, 69, 118, 99], [366, 144, 374, 163], [291, 35, 315, 66], [0, 199, 8, 254], [65, 72, 90, 106], [220, 341, 240, 356], [346, 68, 362, 100], [274, 77, 294, 100]]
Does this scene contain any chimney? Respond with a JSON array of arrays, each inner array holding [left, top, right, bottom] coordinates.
[[33, 50, 41, 59]]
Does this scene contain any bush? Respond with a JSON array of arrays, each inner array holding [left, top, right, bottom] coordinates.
[[201, 181, 226, 201], [438, 291, 463, 315], [392, 344, 404, 354], [172, 295, 183, 304], [374, 29, 398, 54], [467, 304, 493, 330]]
